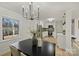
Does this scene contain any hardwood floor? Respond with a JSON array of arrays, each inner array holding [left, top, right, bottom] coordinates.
[[1, 50, 11, 56], [56, 47, 73, 56], [2, 51, 11, 56]]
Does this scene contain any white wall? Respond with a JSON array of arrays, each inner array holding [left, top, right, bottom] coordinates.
[[72, 9, 79, 41], [0, 6, 32, 55], [65, 10, 72, 51], [75, 18, 79, 40], [56, 10, 72, 51]]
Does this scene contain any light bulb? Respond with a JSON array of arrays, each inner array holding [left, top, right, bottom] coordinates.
[[48, 18, 55, 22], [29, 2, 32, 5]]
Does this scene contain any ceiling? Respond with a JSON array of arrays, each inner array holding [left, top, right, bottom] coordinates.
[[0, 2, 79, 20]]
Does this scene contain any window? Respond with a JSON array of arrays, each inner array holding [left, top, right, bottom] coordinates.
[[2, 17, 19, 40]]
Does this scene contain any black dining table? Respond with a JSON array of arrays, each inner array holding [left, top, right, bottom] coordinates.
[[11, 39, 56, 56]]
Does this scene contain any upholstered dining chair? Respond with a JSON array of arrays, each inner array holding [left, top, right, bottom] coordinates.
[[41, 41, 56, 56], [10, 45, 21, 56]]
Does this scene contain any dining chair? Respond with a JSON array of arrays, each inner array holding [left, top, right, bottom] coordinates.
[[10, 45, 21, 56], [41, 41, 56, 56]]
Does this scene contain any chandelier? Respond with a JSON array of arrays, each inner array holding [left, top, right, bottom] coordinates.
[[22, 2, 39, 20]]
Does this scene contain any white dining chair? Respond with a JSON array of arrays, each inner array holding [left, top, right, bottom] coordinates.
[[10, 45, 21, 56]]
